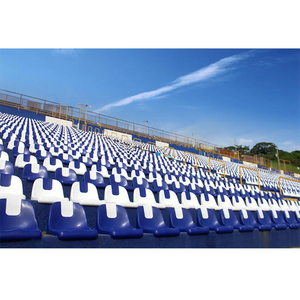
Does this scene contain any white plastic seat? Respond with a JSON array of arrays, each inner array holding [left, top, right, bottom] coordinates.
[[91, 164, 110, 178], [0, 151, 9, 161], [111, 167, 129, 180], [287, 200, 298, 212], [147, 172, 162, 183], [244, 197, 259, 211], [49, 147, 63, 157], [31, 178, 68, 203], [133, 188, 165, 208], [257, 197, 271, 211], [164, 174, 178, 185], [159, 189, 182, 208], [70, 181, 105, 206], [43, 157, 63, 172], [267, 198, 281, 211], [180, 191, 201, 209], [104, 185, 138, 208], [68, 161, 87, 175], [231, 196, 247, 211], [178, 176, 191, 186], [15, 154, 38, 168], [216, 194, 235, 210], [0, 174, 25, 200], [200, 193, 219, 210]]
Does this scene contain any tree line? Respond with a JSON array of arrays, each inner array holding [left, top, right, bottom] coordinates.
[[224, 142, 300, 167]]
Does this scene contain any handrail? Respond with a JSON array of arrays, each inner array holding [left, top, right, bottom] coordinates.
[[132, 138, 142, 150], [278, 176, 300, 197], [208, 157, 225, 178], [164, 146, 175, 158], [183, 151, 199, 170], [0, 88, 222, 152], [239, 166, 260, 190], [146, 141, 156, 152], [121, 134, 128, 146]]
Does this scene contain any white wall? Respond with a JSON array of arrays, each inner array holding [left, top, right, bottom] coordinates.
[[243, 161, 258, 169], [156, 141, 169, 148], [46, 116, 72, 127], [222, 157, 231, 162]]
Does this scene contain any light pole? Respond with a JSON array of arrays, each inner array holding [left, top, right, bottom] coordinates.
[[230, 135, 239, 160], [142, 120, 148, 135], [78, 103, 91, 131]]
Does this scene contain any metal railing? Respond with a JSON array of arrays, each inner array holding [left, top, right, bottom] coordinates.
[[0, 88, 223, 152]]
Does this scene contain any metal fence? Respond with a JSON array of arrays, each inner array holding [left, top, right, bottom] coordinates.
[[0, 88, 222, 152]]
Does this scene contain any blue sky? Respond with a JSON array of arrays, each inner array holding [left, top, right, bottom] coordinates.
[[0, 48, 299, 151]]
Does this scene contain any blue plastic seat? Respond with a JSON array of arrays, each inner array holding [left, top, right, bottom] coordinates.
[[132, 177, 150, 189], [169, 207, 209, 235], [255, 210, 273, 231], [283, 211, 300, 229], [55, 167, 78, 185], [84, 171, 106, 188], [197, 207, 234, 233], [47, 201, 98, 240], [269, 210, 288, 230], [0, 198, 41, 241], [188, 183, 202, 196], [36, 149, 52, 161], [136, 205, 180, 237], [151, 179, 169, 193], [22, 163, 48, 181], [171, 181, 186, 194], [109, 174, 134, 191], [58, 153, 74, 164], [12, 145, 30, 157], [97, 203, 143, 238], [220, 208, 254, 232], [79, 156, 93, 167], [0, 159, 14, 175]]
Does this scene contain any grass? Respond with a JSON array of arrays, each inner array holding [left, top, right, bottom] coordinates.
[[269, 160, 300, 174]]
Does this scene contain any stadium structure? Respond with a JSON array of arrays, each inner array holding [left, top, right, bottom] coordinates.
[[0, 89, 300, 248]]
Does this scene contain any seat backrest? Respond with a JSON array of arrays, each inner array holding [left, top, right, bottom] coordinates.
[[244, 196, 259, 211], [22, 163, 48, 181], [132, 177, 149, 189], [181, 191, 200, 208], [159, 189, 180, 207], [0, 174, 24, 197], [169, 206, 195, 228], [200, 193, 218, 209], [270, 210, 286, 224], [48, 201, 90, 230], [197, 207, 219, 227], [217, 194, 234, 209], [239, 209, 257, 227], [97, 203, 132, 230], [136, 205, 166, 229], [0, 198, 40, 235], [256, 209, 273, 226]]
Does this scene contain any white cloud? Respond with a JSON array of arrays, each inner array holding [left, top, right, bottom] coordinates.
[[94, 50, 254, 113], [238, 138, 254, 145], [51, 49, 77, 55]]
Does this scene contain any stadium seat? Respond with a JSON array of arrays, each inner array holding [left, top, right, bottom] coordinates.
[[35, 149, 52, 161], [169, 206, 209, 235], [55, 167, 78, 185], [200, 193, 218, 210], [188, 183, 202, 196], [83, 171, 106, 188], [180, 191, 201, 209], [159, 189, 182, 207], [0, 159, 14, 175], [22, 163, 48, 181], [269, 210, 288, 230], [197, 207, 234, 233], [68, 161, 87, 175], [91, 163, 110, 178], [151, 179, 169, 193], [283, 210, 300, 229], [0, 174, 25, 200], [15, 154, 38, 168], [255, 210, 273, 231], [0, 151, 9, 161], [96, 203, 143, 238], [132, 177, 150, 189], [43, 157, 63, 172], [216, 194, 235, 210], [0, 197, 41, 241], [133, 187, 165, 208], [31, 178, 68, 203], [104, 184, 138, 208], [219, 208, 254, 232], [70, 181, 105, 206], [136, 205, 180, 237], [109, 174, 134, 191], [47, 201, 98, 240], [58, 153, 74, 164], [171, 181, 186, 194]]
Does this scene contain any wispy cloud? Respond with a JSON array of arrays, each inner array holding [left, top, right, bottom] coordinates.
[[94, 50, 254, 113], [51, 49, 77, 56], [238, 138, 254, 146]]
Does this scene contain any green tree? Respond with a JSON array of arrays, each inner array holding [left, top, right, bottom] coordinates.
[[224, 145, 250, 154], [250, 142, 277, 155]]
